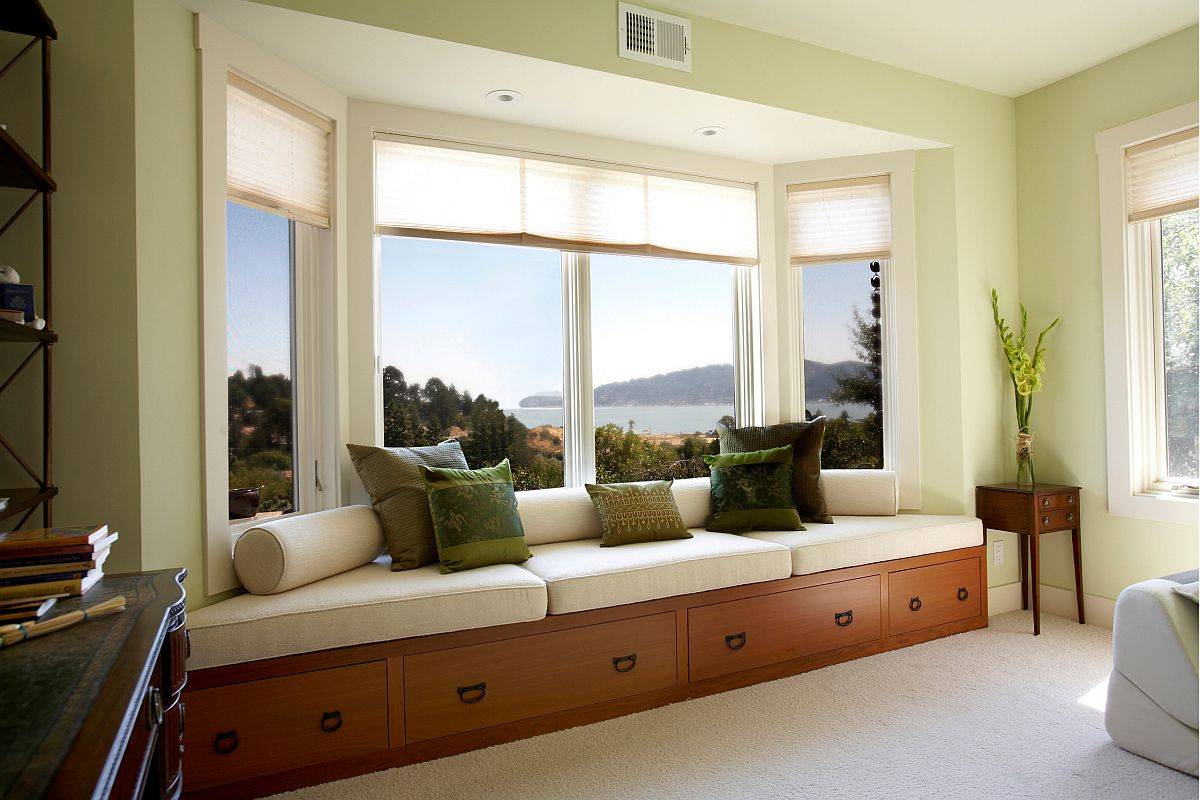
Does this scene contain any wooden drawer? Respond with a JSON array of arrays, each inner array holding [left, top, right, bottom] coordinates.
[[1037, 491, 1077, 511], [1037, 507, 1079, 531], [888, 558, 981, 636], [688, 577, 881, 682], [404, 612, 677, 743], [183, 661, 388, 791]]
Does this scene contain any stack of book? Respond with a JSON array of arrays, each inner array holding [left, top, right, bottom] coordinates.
[[0, 525, 116, 623]]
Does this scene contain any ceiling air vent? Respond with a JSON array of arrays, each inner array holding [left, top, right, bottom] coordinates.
[[618, 3, 691, 72]]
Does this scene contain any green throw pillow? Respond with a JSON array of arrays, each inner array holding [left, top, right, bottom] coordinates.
[[716, 419, 833, 523], [703, 445, 806, 533], [419, 459, 532, 573], [346, 441, 468, 571], [585, 481, 692, 547]]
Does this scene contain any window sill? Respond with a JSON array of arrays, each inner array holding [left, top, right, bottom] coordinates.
[[1109, 489, 1198, 526]]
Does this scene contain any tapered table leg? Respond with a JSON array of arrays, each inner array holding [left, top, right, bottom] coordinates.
[[1030, 532, 1041, 636], [1019, 534, 1029, 611], [1072, 528, 1085, 624]]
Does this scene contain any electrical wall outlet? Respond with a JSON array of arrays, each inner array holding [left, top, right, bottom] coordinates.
[[992, 539, 1004, 566]]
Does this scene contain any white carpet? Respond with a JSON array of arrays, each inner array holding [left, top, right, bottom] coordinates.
[[272, 612, 1196, 800]]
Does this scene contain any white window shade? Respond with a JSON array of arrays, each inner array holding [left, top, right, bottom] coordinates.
[[1126, 127, 1199, 223], [786, 175, 891, 265], [227, 76, 331, 228], [374, 137, 759, 265]]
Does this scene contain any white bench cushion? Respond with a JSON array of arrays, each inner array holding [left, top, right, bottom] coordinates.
[[522, 531, 791, 614], [745, 514, 983, 575], [186, 559, 547, 669]]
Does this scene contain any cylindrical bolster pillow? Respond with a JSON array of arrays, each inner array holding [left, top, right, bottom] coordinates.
[[819, 469, 898, 516], [234, 505, 385, 595]]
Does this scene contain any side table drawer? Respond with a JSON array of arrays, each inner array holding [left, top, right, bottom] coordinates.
[[1037, 492, 1077, 511], [1038, 508, 1079, 531]]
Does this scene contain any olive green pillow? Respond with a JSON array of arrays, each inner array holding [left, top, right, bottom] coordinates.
[[585, 480, 692, 547], [703, 445, 806, 533], [716, 418, 832, 523], [419, 459, 532, 573], [346, 441, 468, 571]]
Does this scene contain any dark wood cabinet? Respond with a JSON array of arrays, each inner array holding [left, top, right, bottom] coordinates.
[[0, 569, 187, 799]]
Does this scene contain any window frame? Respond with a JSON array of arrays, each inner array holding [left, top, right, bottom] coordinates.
[[198, 19, 346, 596], [1096, 101, 1199, 525], [775, 151, 920, 508], [370, 234, 758, 489]]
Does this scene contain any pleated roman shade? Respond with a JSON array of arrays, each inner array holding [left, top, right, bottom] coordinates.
[[786, 175, 891, 265], [226, 75, 331, 228], [374, 137, 759, 265], [1126, 127, 1199, 223]]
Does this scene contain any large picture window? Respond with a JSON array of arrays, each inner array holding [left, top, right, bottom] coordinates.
[[374, 136, 760, 487]]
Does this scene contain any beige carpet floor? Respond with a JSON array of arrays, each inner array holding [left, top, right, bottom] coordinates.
[[271, 612, 1196, 800]]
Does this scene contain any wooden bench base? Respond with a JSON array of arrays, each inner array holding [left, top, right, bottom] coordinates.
[[182, 545, 988, 799]]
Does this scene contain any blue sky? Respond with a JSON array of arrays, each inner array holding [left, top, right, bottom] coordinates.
[[226, 203, 868, 408]]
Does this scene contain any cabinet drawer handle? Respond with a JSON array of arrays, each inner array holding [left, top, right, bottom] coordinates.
[[834, 610, 853, 627], [213, 730, 239, 756], [1066, 512, 1075, 523], [1042, 515, 1051, 526], [725, 632, 747, 651], [957, 587, 969, 601], [612, 653, 638, 673], [146, 686, 164, 729], [1042, 497, 1051, 508], [185, 627, 192, 658], [457, 682, 487, 704], [909, 597, 922, 612], [1067, 494, 1075, 505], [320, 710, 343, 733]]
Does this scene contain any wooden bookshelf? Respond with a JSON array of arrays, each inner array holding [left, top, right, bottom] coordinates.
[[0, 0, 56, 529]]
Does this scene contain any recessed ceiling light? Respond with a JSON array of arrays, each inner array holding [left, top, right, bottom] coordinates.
[[693, 125, 725, 137], [486, 89, 524, 105]]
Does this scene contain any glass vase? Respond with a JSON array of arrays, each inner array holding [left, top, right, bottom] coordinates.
[[1015, 429, 1035, 487]]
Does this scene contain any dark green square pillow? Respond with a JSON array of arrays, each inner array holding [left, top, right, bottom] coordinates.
[[585, 480, 692, 547], [716, 418, 832, 523], [703, 445, 806, 533], [418, 459, 532, 573]]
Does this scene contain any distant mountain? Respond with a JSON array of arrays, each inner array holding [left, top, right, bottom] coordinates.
[[517, 360, 867, 408]]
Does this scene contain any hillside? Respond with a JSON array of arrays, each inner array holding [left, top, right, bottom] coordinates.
[[517, 360, 867, 407]]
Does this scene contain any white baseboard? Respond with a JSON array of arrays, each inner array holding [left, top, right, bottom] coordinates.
[[988, 582, 1115, 628]]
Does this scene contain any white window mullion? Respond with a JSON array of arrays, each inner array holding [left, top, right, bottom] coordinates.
[[292, 221, 336, 514], [733, 264, 763, 427], [561, 252, 595, 486], [878, 258, 901, 481]]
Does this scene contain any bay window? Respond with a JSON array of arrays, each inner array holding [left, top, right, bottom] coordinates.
[[373, 135, 759, 487], [1097, 105, 1199, 523]]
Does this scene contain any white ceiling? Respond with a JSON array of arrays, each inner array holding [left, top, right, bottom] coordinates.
[[658, 0, 1198, 96], [184, 0, 943, 165]]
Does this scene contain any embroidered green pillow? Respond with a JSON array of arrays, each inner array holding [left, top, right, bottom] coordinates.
[[418, 459, 532, 573], [703, 445, 806, 533], [585, 480, 692, 547]]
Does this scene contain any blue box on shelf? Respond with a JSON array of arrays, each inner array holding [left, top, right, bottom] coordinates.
[[0, 284, 35, 322]]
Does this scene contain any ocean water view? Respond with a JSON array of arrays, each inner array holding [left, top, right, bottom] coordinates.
[[506, 402, 872, 434]]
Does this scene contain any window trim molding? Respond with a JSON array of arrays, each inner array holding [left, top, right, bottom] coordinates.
[[197, 16, 347, 596], [1096, 101, 1199, 526], [774, 150, 920, 509]]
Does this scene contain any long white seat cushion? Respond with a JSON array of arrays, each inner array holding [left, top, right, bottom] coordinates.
[[186, 559, 547, 669], [745, 514, 983, 575], [522, 531, 791, 614]]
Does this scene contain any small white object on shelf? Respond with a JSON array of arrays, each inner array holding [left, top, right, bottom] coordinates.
[[0, 266, 21, 285]]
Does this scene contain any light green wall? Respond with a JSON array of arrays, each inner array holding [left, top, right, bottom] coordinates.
[[1015, 26, 1199, 601]]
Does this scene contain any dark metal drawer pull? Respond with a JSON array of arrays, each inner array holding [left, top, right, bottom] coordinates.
[[214, 730, 239, 755], [909, 597, 922, 612], [457, 682, 487, 704], [957, 587, 969, 601], [834, 610, 853, 627], [725, 632, 747, 651], [321, 710, 343, 733], [612, 653, 637, 673], [147, 686, 164, 728]]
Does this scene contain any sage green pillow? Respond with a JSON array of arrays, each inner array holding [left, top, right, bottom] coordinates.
[[703, 445, 806, 533], [418, 459, 532, 573], [585, 480, 692, 547]]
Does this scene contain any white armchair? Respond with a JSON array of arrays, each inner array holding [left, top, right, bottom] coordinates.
[[1105, 571, 1199, 776]]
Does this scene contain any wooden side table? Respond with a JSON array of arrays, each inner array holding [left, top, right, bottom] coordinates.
[[975, 483, 1083, 635]]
